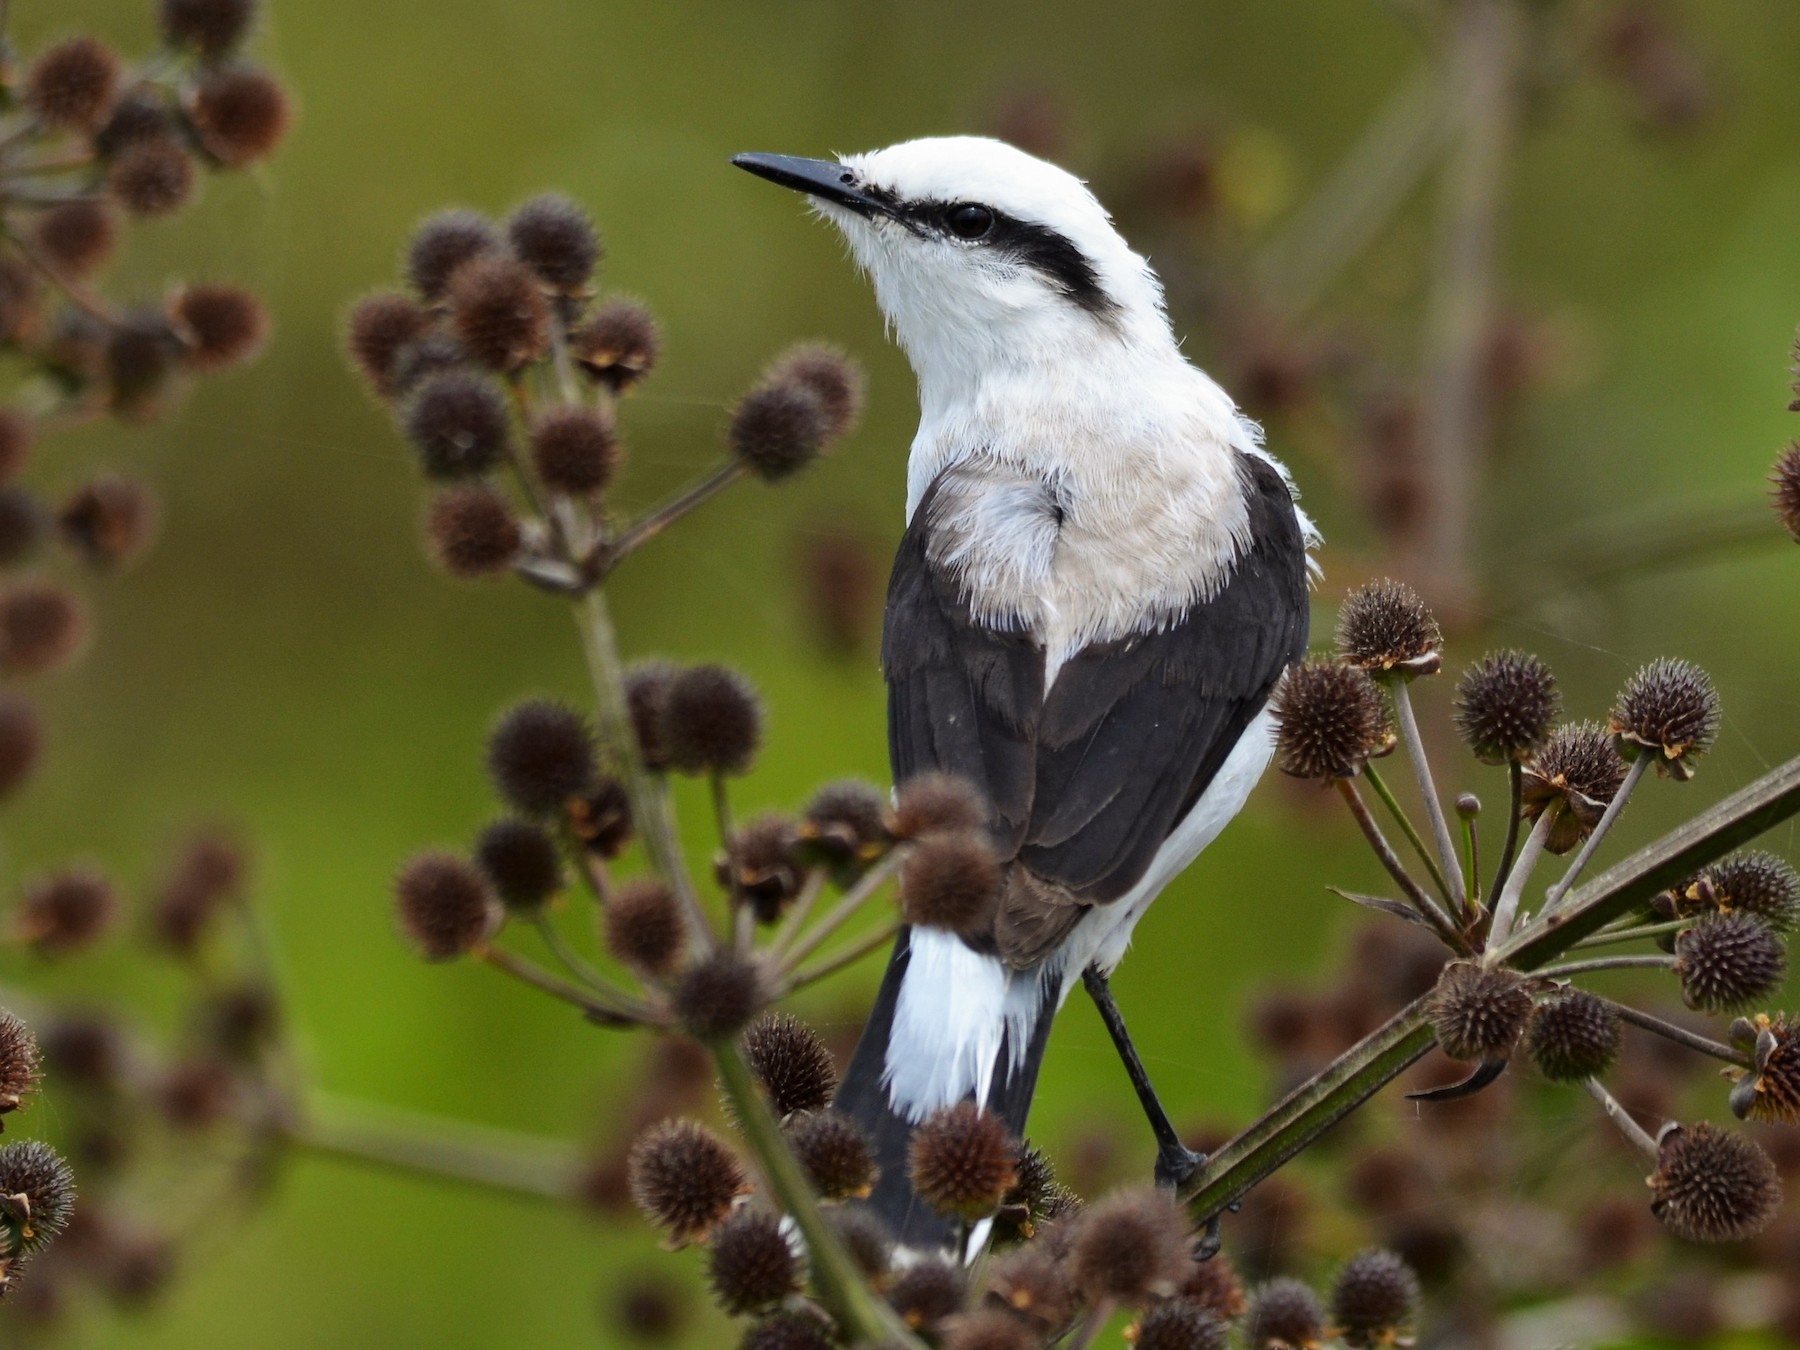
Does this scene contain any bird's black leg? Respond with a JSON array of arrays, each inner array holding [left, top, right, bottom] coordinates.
[[1081, 966, 1206, 1191]]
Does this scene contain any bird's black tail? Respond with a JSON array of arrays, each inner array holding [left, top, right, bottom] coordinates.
[[833, 927, 1059, 1251]]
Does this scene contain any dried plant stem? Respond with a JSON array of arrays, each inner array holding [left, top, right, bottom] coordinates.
[[1542, 757, 1650, 914], [573, 588, 714, 949], [293, 1093, 577, 1201], [1606, 1000, 1750, 1068], [1334, 778, 1465, 949], [1391, 683, 1468, 905], [713, 1041, 924, 1346], [1490, 759, 1525, 897], [1583, 1078, 1659, 1161], [766, 868, 828, 961], [0, 223, 117, 324], [1363, 763, 1454, 904], [776, 851, 906, 977], [1535, 954, 1676, 979], [606, 462, 747, 564], [1460, 808, 1481, 914], [478, 942, 643, 1024], [1486, 806, 1555, 948], [531, 913, 648, 1014], [785, 919, 902, 993], [1572, 918, 1687, 949]]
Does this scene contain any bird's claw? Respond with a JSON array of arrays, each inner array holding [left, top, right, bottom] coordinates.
[[1154, 1145, 1207, 1192]]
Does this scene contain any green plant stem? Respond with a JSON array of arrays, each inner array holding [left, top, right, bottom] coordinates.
[[1605, 1000, 1749, 1068], [531, 914, 651, 1015], [1334, 778, 1466, 950], [1571, 918, 1687, 949], [1391, 681, 1468, 906], [1535, 954, 1676, 980], [606, 462, 747, 565], [293, 1093, 577, 1201], [777, 850, 907, 976], [1489, 759, 1525, 900], [1542, 757, 1650, 914], [766, 868, 827, 962], [0, 222, 116, 324], [1583, 1078, 1659, 1161], [1064, 1297, 1119, 1350], [1486, 806, 1554, 949], [1460, 808, 1481, 916], [785, 920, 901, 993], [478, 943, 642, 1024], [713, 1042, 923, 1346], [1364, 763, 1455, 905], [573, 588, 714, 950]]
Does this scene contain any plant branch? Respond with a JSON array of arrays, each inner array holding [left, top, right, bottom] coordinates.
[[605, 462, 747, 566], [477, 942, 643, 1024], [784, 919, 902, 994], [1391, 683, 1467, 904], [1606, 1000, 1749, 1068], [1535, 954, 1676, 979], [1490, 759, 1525, 897], [1542, 757, 1650, 913], [1486, 805, 1554, 948], [1584, 1078, 1659, 1161], [1363, 763, 1454, 905], [776, 850, 907, 977], [1334, 778, 1466, 950]]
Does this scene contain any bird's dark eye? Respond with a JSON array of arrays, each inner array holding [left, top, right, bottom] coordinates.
[[946, 204, 995, 240]]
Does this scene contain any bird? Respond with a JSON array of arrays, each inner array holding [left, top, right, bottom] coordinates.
[[734, 137, 1313, 1248]]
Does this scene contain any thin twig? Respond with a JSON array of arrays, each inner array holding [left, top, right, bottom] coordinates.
[[776, 851, 907, 976], [0, 222, 117, 324], [1364, 763, 1454, 905], [531, 913, 651, 1015], [605, 462, 747, 565], [785, 920, 901, 993], [1486, 806, 1554, 949], [766, 867, 828, 962], [1606, 1000, 1749, 1068], [1583, 1078, 1659, 1161], [1334, 778, 1466, 950], [1391, 682, 1468, 906], [477, 942, 643, 1024], [1489, 759, 1524, 900], [1542, 757, 1649, 914], [1572, 918, 1687, 949], [1534, 954, 1676, 980]]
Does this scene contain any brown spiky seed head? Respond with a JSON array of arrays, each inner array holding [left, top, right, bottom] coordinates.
[[486, 699, 598, 816], [530, 404, 618, 498], [105, 308, 182, 411], [707, 1206, 801, 1315], [892, 772, 990, 839], [1525, 989, 1621, 1082], [1180, 1252, 1248, 1320], [570, 776, 633, 860], [910, 1102, 1018, 1222], [1134, 1298, 1228, 1350], [408, 210, 502, 301], [448, 255, 551, 372], [393, 852, 499, 960], [1069, 1186, 1191, 1305], [1454, 650, 1559, 764], [1650, 1122, 1782, 1243], [1426, 961, 1532, 1062], [888, 1257, 965, 1331], [0, 411, 33, 483], [626, 1118, 748, 1245], [1772, 443, 1800, 543], [1336, 579, 1441, 677], [729, 380, 828, 483], [95, 87, 172, 155], [58, 474, 157, 570], [152, 831, 246, 956], [107, 137, 196, 217], [473, 819, 562, 912], [786, 1110, 877, 1200], [404, 370, 510, 479], [0, 1140, 75, 1254], [719, 814, 802, 924], [161, 0, 259, 57], [506, 193, 601, 293], [572, 299, 660, 393], [0, 1012, 41, 1118], [741, 1012, 837, 1117], [801, 779, 891, 861], [623, 661, 676, 772], [1728, 1014, 1800, 1125], [0, 582, 89, 676], [16, 869, 118, 956], [171, 283, 267, 372], [901, 832, 1002, 936], [1609, 657, 1720, 781], [1520, 722, 1627, 854], [425, 483, 520, 579], [1245, 1276, 1325, 1349], [25, 37, 119, 129], [1330, 1248, 1419, 1348], [766, 344, 865, 441], [985, 1243, 1073, 1328], [942, 1310, 1039, 1350], [1675, 913, 1787, 1012], [602, 877, 685, 978], [0, 695, 42, 802], [742, 1310, 838, 1350], [829, 1207, 895, 1280], [346, 292, 429, 397], [1699, 852, 1800, 932], [663, 665, 762, 776], [672, 951, 764, 1041], [188, 65, 290, 165], [35, 202, 117, 281], [1271, 660, 1392, 780]]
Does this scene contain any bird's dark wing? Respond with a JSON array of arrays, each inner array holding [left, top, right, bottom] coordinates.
[[882, 455, 1309, 963]]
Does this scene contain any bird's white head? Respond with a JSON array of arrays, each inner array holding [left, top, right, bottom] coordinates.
[[734, 137, 1177, 399]]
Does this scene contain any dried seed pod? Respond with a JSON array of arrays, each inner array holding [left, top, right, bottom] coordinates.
[[472, 819, 562, 912], [717, 814, 802, 923], [602, 878, 684, 979], [892, 772, 989, 838], [346, 292, 429, 397], [0, 582, 88, 677], [888, 1257, 965, 1332], [785, 1110, 877, 1200], [0, 1140, 76, 1254], [424, 483, 520, 579], [1133, 1297, 1228, 1350], [1244, 1276, 1325, 1350], [1608, 657, 1720, 781], [1649, 1122, 1782, 1243], [0, 696, 39, 802], [800, 779, 891, 867], [485, 699, 598, 817], [1270, 660, 1393, 780], [403, 370, 510, 480], [58, 474, 157, 570], [1727, 1014, 1800, 1125], [1525, 989, 1621, 1082], [16, 869, 118, 956], [1695, 852, 1800, 931], [1426, 961, 1531, 1062], [765, 343, 864, 441], [626, 1118, 748, 1245], [530, 405, 618, 499], [161, 0, 259, 57], [1329, 1248, 1419, 1348], [662, 665, 762, 776], [1454, 650, 1559, 764], [741, 1309, 837, 1350], [571, 299, 660, 393], [901, 831, 1002, 936], [1675, 913, 1787, 1012], [1520, 722, 1627, 854], [392, 852, 499, 960], [34, 202, 118, 281], [624, 661, 676, 772], [0, 1012, 41, 1120], [1773, 443, 1800, 543], [107, 137, 196, 217], [984, 1243, 1073, 1329], [188, 65, 291, 166], [671, 952, 764, 1041], [408, 210, 502, 301], [170, 283, 267, 372], [1335, 579, 1441, 677], [1068, 1186, 1191, 1304], [506, 193, 601, 293], [706, 1206, 800, 1315], [448, 255, 551, 372], [741, 1012, 837, 1117], [25, 37, 120, 130], [942, 1309, 1039, 1350], [910, 1101, 1017, 1222]]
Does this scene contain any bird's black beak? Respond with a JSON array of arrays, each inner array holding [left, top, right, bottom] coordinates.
[[732, 153, 889, 218]]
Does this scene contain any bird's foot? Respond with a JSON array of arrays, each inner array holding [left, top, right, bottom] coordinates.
[[1153, 1144, 1207, 1192]]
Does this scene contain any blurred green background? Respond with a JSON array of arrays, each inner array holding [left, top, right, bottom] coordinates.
[[7, 0, 1800, 1345]]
